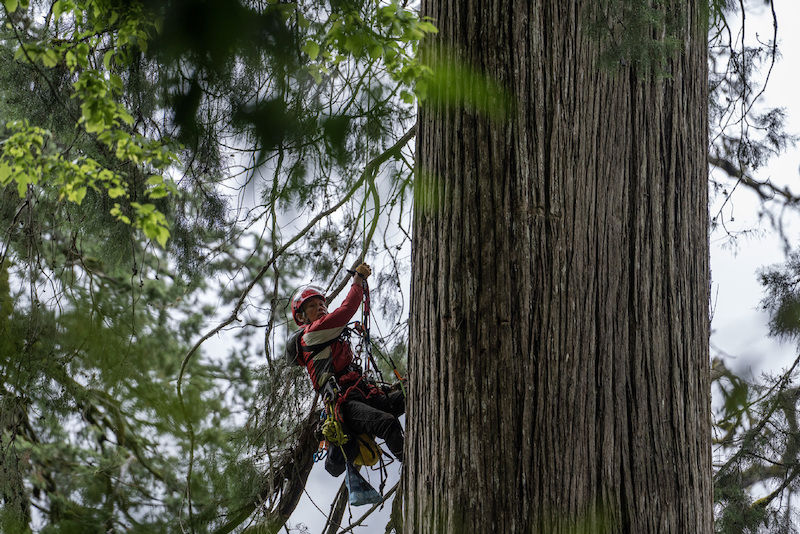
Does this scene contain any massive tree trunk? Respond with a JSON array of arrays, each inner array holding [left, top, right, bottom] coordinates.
[[406, 1, 712, 532]]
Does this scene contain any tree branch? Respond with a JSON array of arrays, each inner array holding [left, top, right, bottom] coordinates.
[[323, 481, 348, 534], [338, 481, 399, 534], [326, 125, 417, 302], [210, 408, 320, 534]]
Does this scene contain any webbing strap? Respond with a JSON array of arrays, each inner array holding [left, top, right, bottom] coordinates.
[[300, 337, 338, 358]]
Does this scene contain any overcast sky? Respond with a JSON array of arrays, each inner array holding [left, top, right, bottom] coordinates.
[[710, 0, 800, 379]]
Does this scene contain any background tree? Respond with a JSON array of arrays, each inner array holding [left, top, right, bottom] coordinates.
[[406, 0, 712, 531], [712, 252, 800, 534]]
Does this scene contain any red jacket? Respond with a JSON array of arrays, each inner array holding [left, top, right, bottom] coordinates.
[[299, 283, 363, 391]]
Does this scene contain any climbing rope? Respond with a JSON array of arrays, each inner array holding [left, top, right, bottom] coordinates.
[[346, 272, 407, 398], [361, 281, 383, 383], [321, 401, 350, 447]]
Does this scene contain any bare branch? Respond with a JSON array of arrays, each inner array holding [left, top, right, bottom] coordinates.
[[338, 481, 399, 534]]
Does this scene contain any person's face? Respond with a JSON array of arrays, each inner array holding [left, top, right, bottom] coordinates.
[[302, 297, 327, 323]]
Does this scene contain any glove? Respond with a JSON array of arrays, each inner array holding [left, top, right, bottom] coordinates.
[[354, 263, 371, 280]]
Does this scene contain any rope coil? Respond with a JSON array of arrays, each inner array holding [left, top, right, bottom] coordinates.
[[322, 402, 350, 447]]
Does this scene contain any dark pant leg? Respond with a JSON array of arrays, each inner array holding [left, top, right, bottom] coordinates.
[[369, 389, 405, 418], [325, 439, 360, 476], [341, 398, 404, 461]]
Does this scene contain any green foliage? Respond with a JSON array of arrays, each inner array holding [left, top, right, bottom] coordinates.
[[1, 0, 179, 247], [712, 254, 800, 533], [708, 1, 798, 240], [586, 0, 686, 77], [1, 0, 793, 532], [0, 0, 423, 532], [712, 358, 800, 534], [713, 359, 753, 445], [301, 0, 436, 92], [418, 54, 511, 118]]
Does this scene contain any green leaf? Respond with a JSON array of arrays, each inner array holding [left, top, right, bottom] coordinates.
[[369, 45, 383, 60], [108, 187, 126, 199], [3, 0, 18, 13], [0, 162, 11, 185], [132, 202, 155, 215], [103, 50, 114, 71], [110, 74, 123, 92], [148, 187, 168, 199], [140, 211, 170, 247], [76, 42, 90, 68], [154, 226, 169, 247], [297, 12, 309, 29], [16, 172, 29, 197], [68, 186, 87, 204], [118, 108, 134, 126], [418, 21, 438, 34], [42, 49, 59, 68], [303, 40, 320, 61], [307, 65, 322, 84], [110, 204, 131, 224]]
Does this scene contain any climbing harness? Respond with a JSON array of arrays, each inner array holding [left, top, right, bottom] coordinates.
[[359, 281, 383, 383]]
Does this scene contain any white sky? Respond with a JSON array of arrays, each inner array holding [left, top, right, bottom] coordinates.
[[710, 0, 800, 379]]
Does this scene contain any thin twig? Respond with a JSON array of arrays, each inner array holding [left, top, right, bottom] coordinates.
[[338, 481, 399, 534]]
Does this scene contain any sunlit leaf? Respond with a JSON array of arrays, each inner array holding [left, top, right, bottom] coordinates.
[[303, 40, 320, 60]]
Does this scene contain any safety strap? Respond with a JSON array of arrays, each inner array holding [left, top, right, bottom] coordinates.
[[359, 280, 407, 397], [300, 337, 338, 359], [296, 327, 353, 364]]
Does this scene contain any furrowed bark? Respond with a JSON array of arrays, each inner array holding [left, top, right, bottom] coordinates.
[[407, 1, 712, 532]]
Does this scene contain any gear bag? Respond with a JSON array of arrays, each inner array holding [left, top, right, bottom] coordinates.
[[345, 463, 381, 506]]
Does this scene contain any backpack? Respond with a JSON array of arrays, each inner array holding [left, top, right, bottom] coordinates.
[[284, 327, 305, 366]]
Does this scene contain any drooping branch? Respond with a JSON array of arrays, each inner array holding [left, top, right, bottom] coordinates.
[[715, 353, 800, 479], [710, 155, 800, 206], [322, 481, 348, 534], [325, 124, 417, 302], [178, 124, 417, 391], [190, 125, 417, 533], [211, 408, 321, 534]]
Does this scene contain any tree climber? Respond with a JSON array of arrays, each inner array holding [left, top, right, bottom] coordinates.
[[286, 263, 405, 476]]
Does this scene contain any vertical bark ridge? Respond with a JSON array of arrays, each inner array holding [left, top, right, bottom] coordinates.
[[408, 1, 710, 532]]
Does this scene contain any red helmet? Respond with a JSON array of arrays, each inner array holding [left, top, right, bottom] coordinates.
[[291, 285, 326, 326]]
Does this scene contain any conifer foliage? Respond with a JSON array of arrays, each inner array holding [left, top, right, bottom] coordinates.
[[0, 0, 428, 532]]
